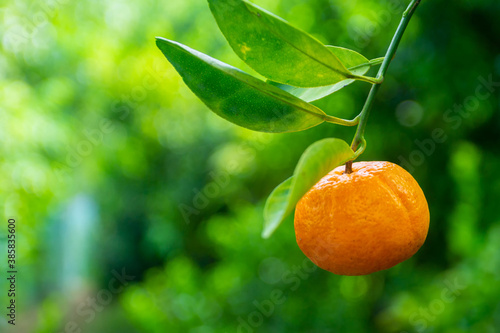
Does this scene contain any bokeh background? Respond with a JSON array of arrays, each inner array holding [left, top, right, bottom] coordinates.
[[1, 0, 500, 332]]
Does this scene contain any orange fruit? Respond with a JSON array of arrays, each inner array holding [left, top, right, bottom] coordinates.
[[294, 161, 429, 276]]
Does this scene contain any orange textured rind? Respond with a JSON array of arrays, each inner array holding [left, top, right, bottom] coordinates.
[[294, 161, 430, 276]]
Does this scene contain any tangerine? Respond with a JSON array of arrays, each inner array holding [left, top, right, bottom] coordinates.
[[294, 161, 429, 275]]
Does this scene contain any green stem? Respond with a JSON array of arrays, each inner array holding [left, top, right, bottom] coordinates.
[[345, 0, 421, 174]]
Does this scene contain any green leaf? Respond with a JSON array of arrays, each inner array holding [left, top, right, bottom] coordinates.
[[156, 37, 331, 133], [263, 138, 355, 238], [208, 0, 354, 87], [269, 47, 377, 102], [328, 46, 372, 76]]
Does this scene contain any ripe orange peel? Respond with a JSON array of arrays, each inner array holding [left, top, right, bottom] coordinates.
[[294, 161, 430, 275]]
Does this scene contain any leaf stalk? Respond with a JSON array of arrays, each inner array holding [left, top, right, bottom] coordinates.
[[323, 114, 359, 126]]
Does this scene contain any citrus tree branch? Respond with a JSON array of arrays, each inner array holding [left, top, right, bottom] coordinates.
[[345, 0, 421, 174]]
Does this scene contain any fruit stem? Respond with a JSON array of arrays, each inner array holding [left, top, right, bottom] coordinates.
[[345, 0, 421, 174], [344, 138, 366, 174]]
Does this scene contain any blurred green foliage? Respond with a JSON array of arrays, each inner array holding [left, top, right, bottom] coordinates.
[[1, 0, 500, 332]]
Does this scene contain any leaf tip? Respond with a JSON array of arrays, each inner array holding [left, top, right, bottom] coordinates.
[[155, 36, 169, 47], [261, 226, 273, 239]]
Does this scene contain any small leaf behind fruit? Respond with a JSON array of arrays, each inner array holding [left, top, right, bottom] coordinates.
[[263, 138, 355, 238], [208, 0, 353, 87], [269, 47, 376, 102], [156, 37, 329, 133]]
